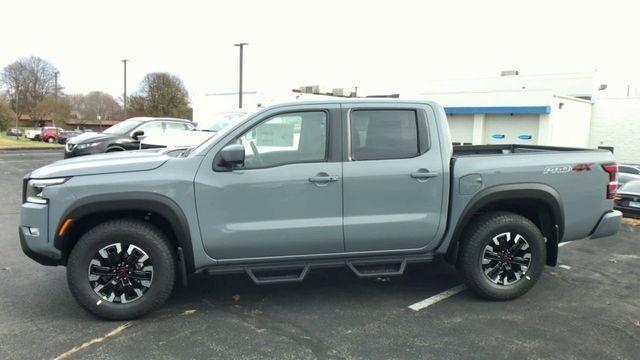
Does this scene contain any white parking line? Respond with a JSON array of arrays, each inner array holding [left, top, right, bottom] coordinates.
[[408, 284, 466, 311], [558, 241, 574, 247], [558, 264, 572, 270]]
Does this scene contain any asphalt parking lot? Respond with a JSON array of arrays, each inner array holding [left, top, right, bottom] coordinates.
[[0, 150, 638, 360]]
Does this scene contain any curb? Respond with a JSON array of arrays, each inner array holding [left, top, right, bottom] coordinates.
[[0, 147, 64, 151]]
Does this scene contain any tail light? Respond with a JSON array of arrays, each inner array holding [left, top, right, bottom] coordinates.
[[601, 163, 618, 199]]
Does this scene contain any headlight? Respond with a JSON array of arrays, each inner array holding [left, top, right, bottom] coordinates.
[[25, 178, 69, 204], [76, 142, 101, 150]]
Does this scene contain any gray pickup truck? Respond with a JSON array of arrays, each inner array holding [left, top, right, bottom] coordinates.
[[19, 100, 622, 319]]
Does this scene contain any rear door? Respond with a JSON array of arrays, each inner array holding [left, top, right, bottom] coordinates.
[[341, 103, 445, 252]]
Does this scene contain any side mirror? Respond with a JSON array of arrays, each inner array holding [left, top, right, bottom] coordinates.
[[217, 143, 245, 170], [220, 143, 245, 165], [132, 130, 145, 140]]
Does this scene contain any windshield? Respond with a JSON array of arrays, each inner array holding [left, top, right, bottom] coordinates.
[[103, 119, 143, 135], [198, 112, 247, 132]]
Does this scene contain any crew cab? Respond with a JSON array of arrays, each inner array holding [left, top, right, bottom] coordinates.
[[19, 100, 622, 319]]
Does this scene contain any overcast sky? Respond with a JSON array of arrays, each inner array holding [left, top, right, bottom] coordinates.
[[2, 0, 639, 100]]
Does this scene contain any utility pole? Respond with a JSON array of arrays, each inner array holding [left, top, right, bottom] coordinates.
[[122, 59, 129, 119], [234, 43, 248, 108], [14, 85, 19, 140], [53, 71, 59, 127]]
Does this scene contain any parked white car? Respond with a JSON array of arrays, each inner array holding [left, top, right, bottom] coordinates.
[[618, 164, 640, 185], [141, 111, 247, 149], [25, 129, 42, 141]]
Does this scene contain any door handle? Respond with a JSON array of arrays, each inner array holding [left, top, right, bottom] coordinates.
[[309, 174, 340, 183], [411, 170, 438, 179]]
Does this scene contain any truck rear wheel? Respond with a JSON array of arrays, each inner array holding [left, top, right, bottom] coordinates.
[[66, 219, 176, 320], [458, 211, 546, 300]]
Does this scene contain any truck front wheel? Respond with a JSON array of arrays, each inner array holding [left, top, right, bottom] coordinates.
[[66, 219, 176, 320], [458, 211, 546, 300]]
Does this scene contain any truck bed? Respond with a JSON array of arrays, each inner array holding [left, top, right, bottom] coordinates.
[[447, 143, 616, 245]]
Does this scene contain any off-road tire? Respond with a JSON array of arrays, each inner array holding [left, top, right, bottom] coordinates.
[[458, 211, 546, 300], [67, 219, 176, 320]]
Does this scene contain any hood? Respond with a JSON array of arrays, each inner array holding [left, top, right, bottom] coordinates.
[[30, 150, 170, 178], [68, 132, 117, 144], [141, 130, 215, 148]]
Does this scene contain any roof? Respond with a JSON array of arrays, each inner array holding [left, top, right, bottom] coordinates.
[[444, 106, 551, 115], [262, 98, 440, 107], [65, 119, 120, 126], [124, 117, 193, 123]]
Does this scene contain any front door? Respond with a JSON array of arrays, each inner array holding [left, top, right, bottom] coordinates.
[[342, 105, 445, 252], [195, 106, 344, 260]]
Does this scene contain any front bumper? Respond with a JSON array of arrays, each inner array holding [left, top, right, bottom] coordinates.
[[19, 202, 63, 266], [589, 210, 623, 239]]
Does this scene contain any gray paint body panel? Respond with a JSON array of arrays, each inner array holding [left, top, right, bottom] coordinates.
[[19, 99, 619, 273]]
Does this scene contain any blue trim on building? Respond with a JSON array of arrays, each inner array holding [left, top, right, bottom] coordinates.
[[444, 106, 551, 115]]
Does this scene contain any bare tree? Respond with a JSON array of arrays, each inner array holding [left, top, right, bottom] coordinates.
[[131, 72, 191, 119], [0, 56, 59, 122], [36, 95, 72, 126], [71, 91, 121, 122]]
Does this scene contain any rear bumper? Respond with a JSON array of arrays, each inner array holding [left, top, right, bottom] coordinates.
[[589, 210, 622, 239], [614, 204, 640, 218]]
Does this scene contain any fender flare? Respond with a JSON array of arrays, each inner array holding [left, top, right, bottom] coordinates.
[[54, 192, 195, 274], [440, 183, 564, 265]]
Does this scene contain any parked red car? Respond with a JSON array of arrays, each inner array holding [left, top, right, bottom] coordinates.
[[41, 127, 63, 143]]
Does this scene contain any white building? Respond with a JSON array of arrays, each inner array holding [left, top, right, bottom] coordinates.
[[423, 90, 592, 147], [417, 72, 598, 147], [589, 97, 640, 163], [192, 90, 339, 122], [417, 71, 639, 162]]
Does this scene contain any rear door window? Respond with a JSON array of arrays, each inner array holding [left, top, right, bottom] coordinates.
[[350, 110, 419, 161]]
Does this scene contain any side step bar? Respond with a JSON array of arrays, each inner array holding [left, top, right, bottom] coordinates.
[[347, 259, 407, 278], [245, 265, 310, 285], [243, 257, 416, 285]]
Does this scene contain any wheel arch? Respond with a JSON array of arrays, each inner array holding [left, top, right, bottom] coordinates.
[[106, 145, 126, 152], [443, 184, 564, 267], [54, 193, 195, 275]]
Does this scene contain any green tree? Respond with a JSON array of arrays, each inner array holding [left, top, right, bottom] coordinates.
[[0, 98, 16, 131], [130, 72, 191, 119]]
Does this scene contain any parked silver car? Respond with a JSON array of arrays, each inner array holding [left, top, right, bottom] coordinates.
[[618, 164, 640, 185], [615, 180, 640, 218]]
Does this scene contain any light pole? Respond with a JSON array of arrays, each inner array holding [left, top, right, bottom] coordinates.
[[234, 43, 248, 109], [121, 59, 129, 119]]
